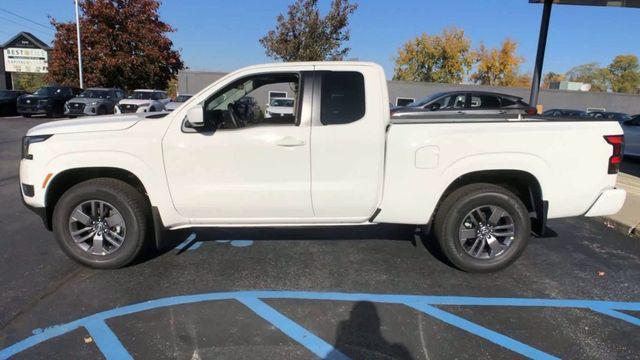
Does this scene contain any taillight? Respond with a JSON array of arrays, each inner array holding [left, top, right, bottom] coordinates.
[[525, 107, 537, 115], [604, 135, 624, 174]]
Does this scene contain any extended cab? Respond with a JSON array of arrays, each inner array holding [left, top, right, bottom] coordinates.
[[19, 62, 626, 271]]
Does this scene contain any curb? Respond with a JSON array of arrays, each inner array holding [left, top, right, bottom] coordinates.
[[600, 216, 640, 238]]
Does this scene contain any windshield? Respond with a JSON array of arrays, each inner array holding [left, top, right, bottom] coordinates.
[[206, 81, 254, 111], [270, 99, 294, 107], [33, 87, 56, 96], [129, 91, 154, 100], [79, 90, 110, 99], [175, 95, 192, 102], [407, 92, 445, 107]]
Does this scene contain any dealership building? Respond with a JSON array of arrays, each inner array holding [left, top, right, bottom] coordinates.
[[0, 32, 51, 90]]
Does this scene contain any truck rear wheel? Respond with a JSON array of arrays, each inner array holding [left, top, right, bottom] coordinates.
[[433, 183, 530, 273], [52, 178, 149, 269]]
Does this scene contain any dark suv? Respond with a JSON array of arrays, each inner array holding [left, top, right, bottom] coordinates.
[[17, 86, 82, 118]]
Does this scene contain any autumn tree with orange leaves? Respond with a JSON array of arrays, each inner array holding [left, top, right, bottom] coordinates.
[[470, 39, 525, 87], [393, 27, 474, 83], [48, 0, 183, 91]]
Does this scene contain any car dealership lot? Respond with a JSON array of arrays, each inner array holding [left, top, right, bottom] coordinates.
[[1, 116, 639, 359]]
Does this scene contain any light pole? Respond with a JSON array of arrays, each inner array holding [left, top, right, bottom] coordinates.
[[74, 0, 84, 88]]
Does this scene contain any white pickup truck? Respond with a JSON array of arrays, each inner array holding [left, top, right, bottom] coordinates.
[[20, 62, 626, 272]]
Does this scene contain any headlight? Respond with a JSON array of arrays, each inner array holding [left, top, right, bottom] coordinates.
[[90, 101, 98, 105], [22, 135, 52, 160]]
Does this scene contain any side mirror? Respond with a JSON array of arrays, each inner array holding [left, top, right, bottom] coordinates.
[[185, 105, 204, 128]]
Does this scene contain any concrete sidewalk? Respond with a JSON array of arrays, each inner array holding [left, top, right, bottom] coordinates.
[[604, 172, 640, 237]]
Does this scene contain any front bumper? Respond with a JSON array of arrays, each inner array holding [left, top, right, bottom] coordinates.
[[17, 105, 49, 115], [65, 103, 98, 116], [584, 188, 627, 217]]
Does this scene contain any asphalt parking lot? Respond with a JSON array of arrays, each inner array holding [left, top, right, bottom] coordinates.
[[0, 115, 639, 359]]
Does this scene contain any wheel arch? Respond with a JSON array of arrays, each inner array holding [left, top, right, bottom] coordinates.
[[433, 170, 547, 236], [43, 167, 150, 231]]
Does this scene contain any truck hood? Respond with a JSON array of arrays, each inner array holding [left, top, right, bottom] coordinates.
[[118, 99, 154, 106], [27, 114, 145, 136]]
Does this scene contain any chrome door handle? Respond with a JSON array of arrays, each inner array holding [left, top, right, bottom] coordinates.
[[276, 136, 306, 147]]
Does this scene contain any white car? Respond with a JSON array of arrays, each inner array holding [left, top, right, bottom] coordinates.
[[164, 94, 193, 112], [20, 61, 626, 272], [622, 116, 640, 157], [265, 98, 295, 118], [115, 89, 169, 114]]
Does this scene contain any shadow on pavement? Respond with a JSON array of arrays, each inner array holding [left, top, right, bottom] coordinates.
[[329, 301, 414, 360]]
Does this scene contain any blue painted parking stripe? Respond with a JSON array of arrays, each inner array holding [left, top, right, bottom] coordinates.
[[2, 291, 640, 359], [84, 319, 133, 360], [175, 232, 200, 251], [237, 297, 350, 360], [590, 307, 640, 327], [405, 302, 559, 360]]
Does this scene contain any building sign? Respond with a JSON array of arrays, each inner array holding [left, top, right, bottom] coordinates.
[[3, 47, 48, 73]]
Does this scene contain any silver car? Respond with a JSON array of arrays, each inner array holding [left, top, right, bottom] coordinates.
[[65, 88, 126, 117]]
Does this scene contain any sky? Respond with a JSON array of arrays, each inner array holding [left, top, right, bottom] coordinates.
[[1, 0, 639, 79]]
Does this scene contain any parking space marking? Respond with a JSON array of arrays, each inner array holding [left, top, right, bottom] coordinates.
[[175, 233, 201, 252], [405, 302, 558, 359], [590, 307, 640, 327], [237, 297, 349, 360], [1, 291, 639, 360], [84, 319, 132, 360]]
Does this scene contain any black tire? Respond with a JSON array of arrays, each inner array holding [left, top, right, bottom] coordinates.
[[149, 106, 156, 112], [97, 106, 107, 115], [433, 183, 531, 273], [52, 178, 149, 269]]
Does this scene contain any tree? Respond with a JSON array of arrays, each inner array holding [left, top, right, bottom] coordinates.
[[470, 39, 524, 86], [259, 0, 358, 62], [565, 62, 609, 92], [542, 72, 564, 89], [14, 73, 47, 92], [393, 27, 474, 83], [607, 54, 640, 94], [48, 0, 183, 91]]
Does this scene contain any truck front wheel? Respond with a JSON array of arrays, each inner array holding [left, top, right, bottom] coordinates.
[[433, 183, 530, 273], [52, 178, 149, 269]]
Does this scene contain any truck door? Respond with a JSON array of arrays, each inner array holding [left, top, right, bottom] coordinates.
[[310, 66, 387, 221], [162, 68, 315, 223]]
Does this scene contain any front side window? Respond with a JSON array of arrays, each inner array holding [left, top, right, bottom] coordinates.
[[201, 72, 301, 130], [433, 93, 465, 110], [320, 71, 365, 125]]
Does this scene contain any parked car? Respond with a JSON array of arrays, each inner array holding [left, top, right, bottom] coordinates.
[[622, 115, 640, 157], [0, 90, 27, 116], [391, 91, 536, 117], [64, 88, 126, 117], [20, 62, 625, 272], [164, 94, 193, 112], [115, 89, 169, 114], [588, 111, 632, 123], [542, 109, 588, 118], [265, 97, 295, 119], [17, 86, 82, 118]]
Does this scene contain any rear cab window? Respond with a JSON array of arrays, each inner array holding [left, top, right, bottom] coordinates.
[[320, 71, 365, 125]]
